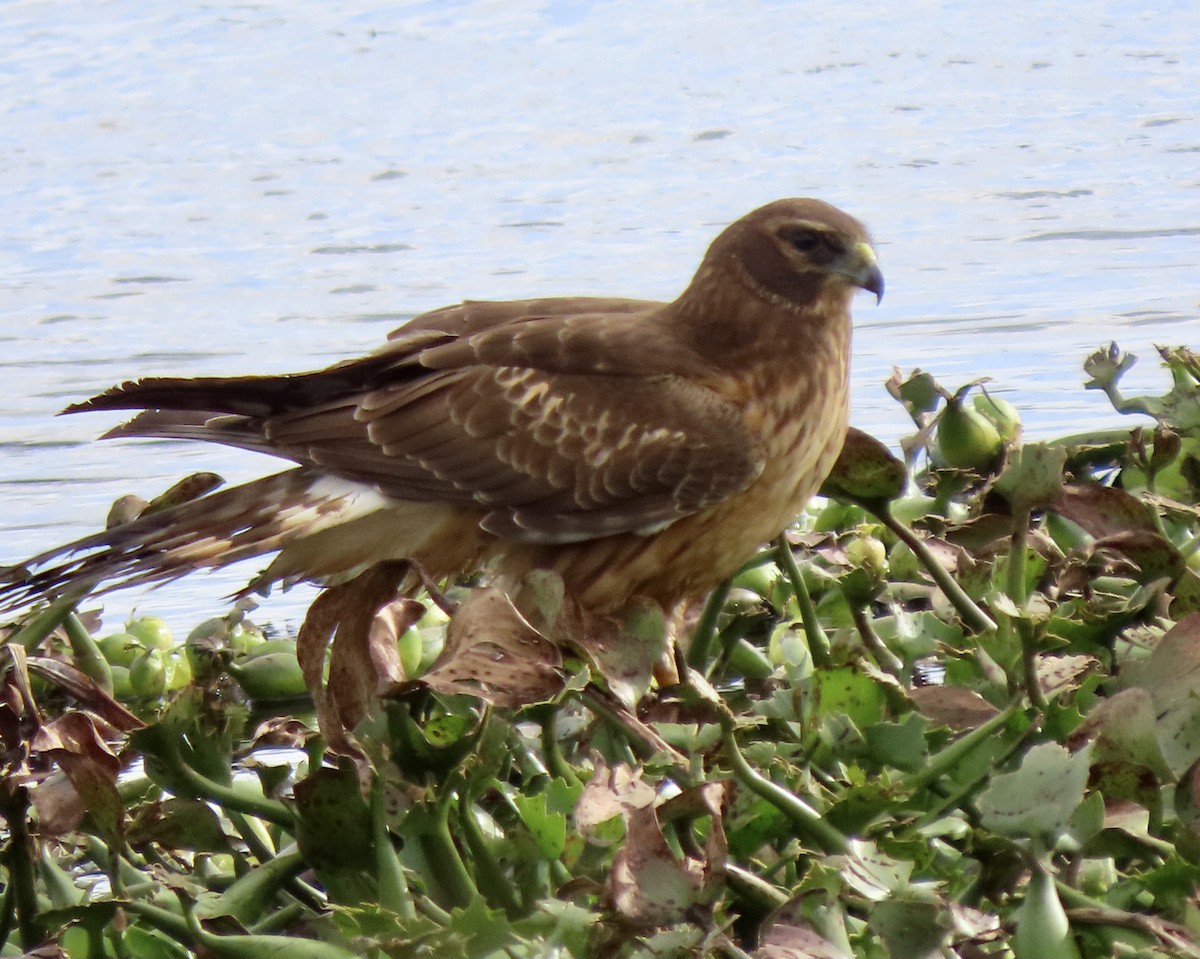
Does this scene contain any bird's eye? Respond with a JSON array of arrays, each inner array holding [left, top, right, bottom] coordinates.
[[783, 228, 826, 254]]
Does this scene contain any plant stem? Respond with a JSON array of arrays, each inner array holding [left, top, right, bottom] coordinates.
[[458, 791, 522, 918], [1018, 618, 1049, 712], [1006, 510, 1031, 606], [1, 786, 41, 949], [417, 792, 479, 910], [9, 588, 88, 650], [901, 698, 1023, 793], [372, 776, 415, 919], [775, 537, 831, 667], [687, 578, 732, 670], [850, 604, 904, 677], [875, 507, 997, 633], [176, 755, 295, 827], [720, 713, 849, 855]]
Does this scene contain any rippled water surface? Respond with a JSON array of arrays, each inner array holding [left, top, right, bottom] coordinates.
[[3, 0, 1198, 627]]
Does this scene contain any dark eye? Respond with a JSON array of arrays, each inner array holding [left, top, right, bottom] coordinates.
[[784, 229, 821, 252], [782, 227, 839, 256]]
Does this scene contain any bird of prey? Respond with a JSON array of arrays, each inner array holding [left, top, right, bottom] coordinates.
[[2, 199, 882, 633]]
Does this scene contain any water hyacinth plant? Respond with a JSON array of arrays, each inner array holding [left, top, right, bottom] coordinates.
[[2, 343, 1200, 957]]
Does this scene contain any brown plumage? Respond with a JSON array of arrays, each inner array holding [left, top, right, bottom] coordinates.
[[2, 198, 882, 619]]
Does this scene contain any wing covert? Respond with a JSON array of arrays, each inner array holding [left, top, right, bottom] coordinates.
[[264, 365, 763, 544]]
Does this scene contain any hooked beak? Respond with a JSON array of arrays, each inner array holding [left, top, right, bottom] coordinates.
[[839, 240, 884, 304]]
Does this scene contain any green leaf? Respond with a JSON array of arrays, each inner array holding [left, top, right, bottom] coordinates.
[[813, 666, 887, 727], [977, 741, 1093, 840], [865, 713, 929, 772], [838, 840, 912, 900], [513, 790, 568, 859], [1122, 612, 1200, 777], [127, 797, 230, 853], [994, 442, 1067, 514], [445, 896, 516, 958], [821, 428, 908, 504], [869, 898, 950, 958], [293, 763, 376, 905]]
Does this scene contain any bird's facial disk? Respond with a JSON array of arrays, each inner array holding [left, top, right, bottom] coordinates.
[[772, 219, 884, 304]]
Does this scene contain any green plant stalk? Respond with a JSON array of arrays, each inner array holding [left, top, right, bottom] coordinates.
[[901, 698, 1024, 793], [8, 588, 88, 650], [724, 862, 790, 912], [146, 737, 294, 829], [849, 605, 904, 677], [775, 537, 831, 668], [180, 894, 361, 959], [63, 611, 113, 694], [122, 898, 193, 943], [1006, 512, 1031, 607], [537, 708, 581, 787], [579, 686, 691, 777], [1018, 618, 1048, 712], [415, 894, 453, 925], [720, 714, 849, 855], [0, 883, 13, 954], [117, 775, 158, 806], [106, 843, 133, 959], [210, 849, 307, 925], [457, 792, 523, 918], [914, 719, 1037, 829], [2, 787, 41, 949], [686, 577, 732, 670], [875, 506, 997, 633], [371, 777, 415, 920], [723, 638, 775, 681], [415, 794, 479, 911], [716, 940, 757, 959], [38, 846, 84, 908], [248, 901, 308, 935], [227, 810, 276, 864]]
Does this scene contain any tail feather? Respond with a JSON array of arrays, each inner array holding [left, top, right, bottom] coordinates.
[[0, 468, 343, 612], [62, 345, 414, 420], [98, 409, 284, 460]]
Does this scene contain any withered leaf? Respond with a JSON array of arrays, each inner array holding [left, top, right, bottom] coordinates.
[[1053, 483, 1158, 539], [422, 587, 564, 708], [908, 686, 1000, 731], [297, 561, 408, 754]]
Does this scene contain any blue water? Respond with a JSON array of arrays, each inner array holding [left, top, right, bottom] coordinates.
[[3, 0, 1197, 631]]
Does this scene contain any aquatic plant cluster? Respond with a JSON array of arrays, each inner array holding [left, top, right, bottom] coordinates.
[[3, 343, 1200, 958]]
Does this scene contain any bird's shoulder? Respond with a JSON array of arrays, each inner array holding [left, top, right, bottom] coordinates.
[[377, 297, 715, 381]]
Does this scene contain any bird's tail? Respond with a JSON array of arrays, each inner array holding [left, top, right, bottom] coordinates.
[[0, 468, 342, 613]]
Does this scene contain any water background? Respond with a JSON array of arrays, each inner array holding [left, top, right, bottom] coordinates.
[[3, 0, 1197, 633]]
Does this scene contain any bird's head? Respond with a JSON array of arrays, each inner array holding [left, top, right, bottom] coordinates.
[[702, 197, 884, 311]]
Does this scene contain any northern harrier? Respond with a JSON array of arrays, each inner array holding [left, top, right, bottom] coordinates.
[[2, 199, 883, 629]]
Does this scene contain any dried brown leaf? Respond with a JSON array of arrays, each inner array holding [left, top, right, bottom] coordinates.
[[1053, 483, 1158, 538], [31, 712, 123, 840], [908, 686, 999, 731], [575, 760, 658, 837], [607, 801, 704, 927], [29, 772, 87, 835], [297, 562, 408, 753], [24, 657, 143, 732], [1091, 530, 1184, 584], [1036, 654, 1100, 700], [369, 597, 425, 685], [422, 587, 564, 707], [756, 922, 852, 959]]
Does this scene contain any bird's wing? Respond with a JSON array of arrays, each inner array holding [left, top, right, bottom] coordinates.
[[265, 364, 763, 543], [91, 302, 764, 544]]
